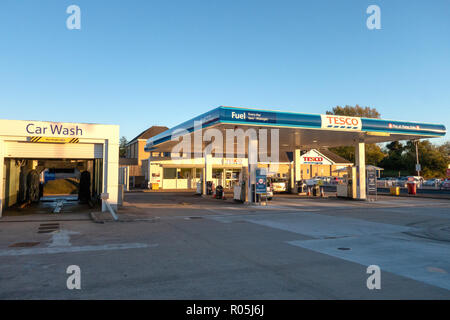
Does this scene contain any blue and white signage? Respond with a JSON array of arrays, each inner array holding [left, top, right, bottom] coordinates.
[[227, 110, 277, 124], [255, 169, 267, 194]]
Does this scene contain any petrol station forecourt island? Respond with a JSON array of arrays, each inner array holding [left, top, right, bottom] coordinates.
[[144, 106, 446, 202]]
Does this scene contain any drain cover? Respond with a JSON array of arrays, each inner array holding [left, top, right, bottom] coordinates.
[[338, 247, 351, 251], [188, 216, 203, 219], [38, 223, 60, 234], [9, 242, 40, 248]]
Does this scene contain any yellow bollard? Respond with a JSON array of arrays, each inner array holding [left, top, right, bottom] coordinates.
[[390, 187, 400, 196]]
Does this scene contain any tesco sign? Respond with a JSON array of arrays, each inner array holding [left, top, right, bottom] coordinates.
[[303, 156, 323, 163], [321, 115, 361, 131]]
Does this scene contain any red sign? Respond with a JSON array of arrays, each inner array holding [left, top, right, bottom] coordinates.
[[303, 157, 323, 163], [325, 116, 359, 126], [321, 115, 361, 130]]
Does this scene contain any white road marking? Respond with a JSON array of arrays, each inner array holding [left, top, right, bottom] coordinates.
[[0, 243, 157, 256], [53, 200, 64, 213], [48, 230, 80, 247]]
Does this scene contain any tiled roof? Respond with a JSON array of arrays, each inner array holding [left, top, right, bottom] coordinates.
[[128, 126, 168, 144]]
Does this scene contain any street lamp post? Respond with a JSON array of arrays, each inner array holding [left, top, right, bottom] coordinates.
[[414, 140, 421, 177]]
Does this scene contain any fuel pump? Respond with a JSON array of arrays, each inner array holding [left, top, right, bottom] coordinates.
[[337, 166, 357, 198], [233, 170, 247, 202]]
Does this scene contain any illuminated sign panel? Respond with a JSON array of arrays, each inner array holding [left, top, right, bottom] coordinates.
[[227, 110, 277, 123], [321, 115, 362, 131], [300, 150, 333, 165]]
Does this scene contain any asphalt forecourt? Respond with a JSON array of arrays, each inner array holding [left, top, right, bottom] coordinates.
[[0, 191, 449, 302]]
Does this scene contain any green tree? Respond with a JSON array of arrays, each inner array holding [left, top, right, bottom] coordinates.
[[119, 136, 128, 158], [366, 143, 386, 165], [439, 141, 450, 158], [379, 141, 406, 171], [326, 105, 381, 118], [327, 105, 385, 165], [403, 140, 447, 178]]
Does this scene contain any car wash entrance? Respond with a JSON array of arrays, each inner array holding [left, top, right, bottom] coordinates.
[[0, 119, 119, 217], [144, 106, 446, 203], [2, 158, 103, 214]]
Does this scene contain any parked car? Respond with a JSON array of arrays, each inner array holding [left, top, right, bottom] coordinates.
[[378, 177, 397, 187], [305, 178, 319, 186], [270, 178, 288, 193], [406, 176, 424, 188], [440, 179, 450, 191], [266, 181, 273, 200], [314, 176, 331, 184], [397, 177, 408, 187], [423, 178, 442, 187], [330, 176, 344, 184]]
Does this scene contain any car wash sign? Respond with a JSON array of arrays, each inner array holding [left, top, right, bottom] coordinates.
[[26, 123, 84, 136], [0, 119, 119, 141], [321, 115, 362, 131]]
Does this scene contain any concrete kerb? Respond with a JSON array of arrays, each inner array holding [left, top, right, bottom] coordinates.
[[89, 211, 161, 224], [378, 192, 450, 201]]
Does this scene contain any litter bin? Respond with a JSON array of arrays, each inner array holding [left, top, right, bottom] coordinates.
[[312, 184, 320, 197], [196, 182, 202, 195], [215, 185, 224, 199], [206, 181, 213, 195], [407, 181, 417, 195], [297, 180, 307, 194], [390, 186, 400, 196]]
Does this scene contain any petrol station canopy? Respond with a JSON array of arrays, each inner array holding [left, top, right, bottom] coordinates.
[[145, 106, 446, 153]]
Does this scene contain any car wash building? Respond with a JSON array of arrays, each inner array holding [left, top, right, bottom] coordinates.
[[144, 106, 446, 202], [0, 119, 119, 217]]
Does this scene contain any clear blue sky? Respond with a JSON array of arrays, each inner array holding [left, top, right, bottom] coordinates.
[[1, 0, 449, 143]]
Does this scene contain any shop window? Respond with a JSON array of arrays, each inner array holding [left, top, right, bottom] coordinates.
[[163, 168, 177, 179], [179, 168, 191, 179], [212, 169, 222, 179]]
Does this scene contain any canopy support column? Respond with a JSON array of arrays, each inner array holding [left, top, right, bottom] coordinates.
[[202, 149, 212, 196], [292, 149, 301, 193], [0, 138, 4, 217], [355, 142, 366, 200], [247, 135, 258, 203]]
